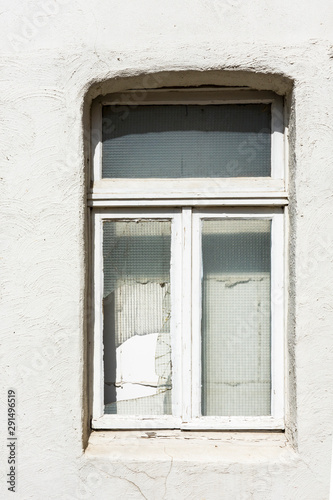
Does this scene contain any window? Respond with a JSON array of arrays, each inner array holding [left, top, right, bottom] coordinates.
[[90, 88, 286, 430]]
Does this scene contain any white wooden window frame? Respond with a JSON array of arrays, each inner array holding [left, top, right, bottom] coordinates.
[[92, 209, 183, 430], [188, 208, 284, 430], [89, 89, 287, 207], [90, 89, 287, 431]]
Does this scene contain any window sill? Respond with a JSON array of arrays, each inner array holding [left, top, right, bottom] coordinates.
[[85, 430, 295, 464]]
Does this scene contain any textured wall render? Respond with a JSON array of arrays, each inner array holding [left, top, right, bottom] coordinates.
[[1, 1, 333, 498]]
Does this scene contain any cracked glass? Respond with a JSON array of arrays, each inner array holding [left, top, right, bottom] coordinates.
[[201, 219, 271, 416], [103, 219, 172, 415]]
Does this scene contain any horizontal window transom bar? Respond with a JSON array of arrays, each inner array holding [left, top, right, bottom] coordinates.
[[90, 179, 285, 195], [88, 197, 288, 207]]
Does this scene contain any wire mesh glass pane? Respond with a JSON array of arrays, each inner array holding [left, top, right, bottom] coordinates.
[[102, 104, 271, 178], [201, 219, 271, 416], [103, 220, 172, 415]]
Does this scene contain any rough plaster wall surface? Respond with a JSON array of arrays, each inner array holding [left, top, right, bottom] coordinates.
[[1, 0, 333, 498]]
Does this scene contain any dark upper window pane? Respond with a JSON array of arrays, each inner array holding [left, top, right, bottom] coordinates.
[[102, 104, 271, 178]]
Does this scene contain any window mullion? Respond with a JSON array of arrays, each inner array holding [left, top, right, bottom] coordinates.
[[191, 210, 202, 419], [170, 212, 183, 419], [181, 207, 193, 422]]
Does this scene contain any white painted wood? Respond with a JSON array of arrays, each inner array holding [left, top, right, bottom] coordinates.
[[88, 198, 288, 208], [191, 211, 202, 418], [92, 207, 285, 429], [181, 416, 284, 430], [271, 211, 285, 421], [88, 198, 289, 208], [283, 205, 290, 423], [283, 105, 290, 192], [92, 415, 284, 431], [88, 198, 288, 209], [181, 207, 192, 422], [189, 208, 284, 429], [92, 415, 182, 430], [91, 89, 287, 430], [91, 101, 102, 182], [92, 212, 104, 420], [187, 207, 282, 218], [89, 178, 286, 198], [92, 208, 182, 427], [170, 212, 183, 418], [271, 96, 285, 180], [91, 89, 286, 190], [94, 208, 179, 218]]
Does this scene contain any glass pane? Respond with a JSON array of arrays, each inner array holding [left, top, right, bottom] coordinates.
[[201, 219, 271, 416], [103, 220, 172, 415], [102, 104, 271, 178]]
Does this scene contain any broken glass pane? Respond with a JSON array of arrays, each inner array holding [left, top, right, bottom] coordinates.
[[201, 219, 271, 416], [103, 220, 172, 415]]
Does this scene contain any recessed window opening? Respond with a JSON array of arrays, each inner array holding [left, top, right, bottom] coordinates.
[[90, 87, 286, 430]]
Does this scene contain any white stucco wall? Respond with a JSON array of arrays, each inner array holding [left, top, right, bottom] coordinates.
[[1, 1, 333, 498]]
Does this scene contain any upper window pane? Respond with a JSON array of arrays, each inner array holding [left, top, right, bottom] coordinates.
[[102, 104, 271, 178]]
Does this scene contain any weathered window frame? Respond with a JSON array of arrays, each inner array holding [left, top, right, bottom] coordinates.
[[89, 88, 287, 430]]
